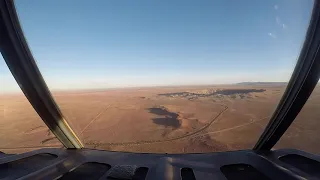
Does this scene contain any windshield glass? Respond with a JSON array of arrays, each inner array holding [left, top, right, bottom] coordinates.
[[2, 0, 313, 153]]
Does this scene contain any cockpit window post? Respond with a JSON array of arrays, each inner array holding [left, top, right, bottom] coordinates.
[[0, 0, 83, 149], [254, 0, 320, 151]]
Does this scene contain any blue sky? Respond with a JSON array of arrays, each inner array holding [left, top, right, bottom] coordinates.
[[0, 0, 314, 93]]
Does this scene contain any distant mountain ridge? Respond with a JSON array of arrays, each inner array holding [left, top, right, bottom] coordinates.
[[236, 82, 287, 86]]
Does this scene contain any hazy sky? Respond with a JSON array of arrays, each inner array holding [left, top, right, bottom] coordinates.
[[0, 0, 314, 93]]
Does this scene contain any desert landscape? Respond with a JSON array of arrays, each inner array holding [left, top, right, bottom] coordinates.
[[0, 84, 319, 154]]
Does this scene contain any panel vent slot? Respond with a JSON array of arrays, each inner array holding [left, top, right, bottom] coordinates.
[[133, 167, 149, 180], [181, 167, 196, 180], [107, 165, 149, 180], [220, 163, 270, 180], [59, 162, 111, 180], [279, 154, 320, 177], [0, 153, 57, 179]]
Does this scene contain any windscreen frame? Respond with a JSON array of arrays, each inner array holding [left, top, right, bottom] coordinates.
[[0, 0, 83, 149], [0, 0, 319, 152], [254, 0, 320, 151]]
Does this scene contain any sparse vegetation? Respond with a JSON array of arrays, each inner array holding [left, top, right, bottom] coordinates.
[[0, 85, 319, 154]]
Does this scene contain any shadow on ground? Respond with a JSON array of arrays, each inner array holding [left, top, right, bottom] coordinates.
[[147, 107, 181, 128]]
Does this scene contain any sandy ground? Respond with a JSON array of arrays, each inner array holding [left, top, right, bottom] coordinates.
[[0, 85, 319, 154]]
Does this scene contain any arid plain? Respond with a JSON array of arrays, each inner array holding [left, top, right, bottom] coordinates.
[[1, 84, 319, 154]]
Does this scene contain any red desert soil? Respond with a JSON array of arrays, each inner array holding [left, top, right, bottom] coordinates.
[[0, 85, 319, 154]]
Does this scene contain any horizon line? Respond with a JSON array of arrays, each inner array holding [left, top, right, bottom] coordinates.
[[0, 81, 289, 95]]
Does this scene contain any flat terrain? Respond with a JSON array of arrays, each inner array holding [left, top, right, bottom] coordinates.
[[0, 85, 319, 154]]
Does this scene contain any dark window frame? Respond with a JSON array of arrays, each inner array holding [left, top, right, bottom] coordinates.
[[0, 0, 319, 151], [254, 0, 320, 151], [0, 0, 83, 149]]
